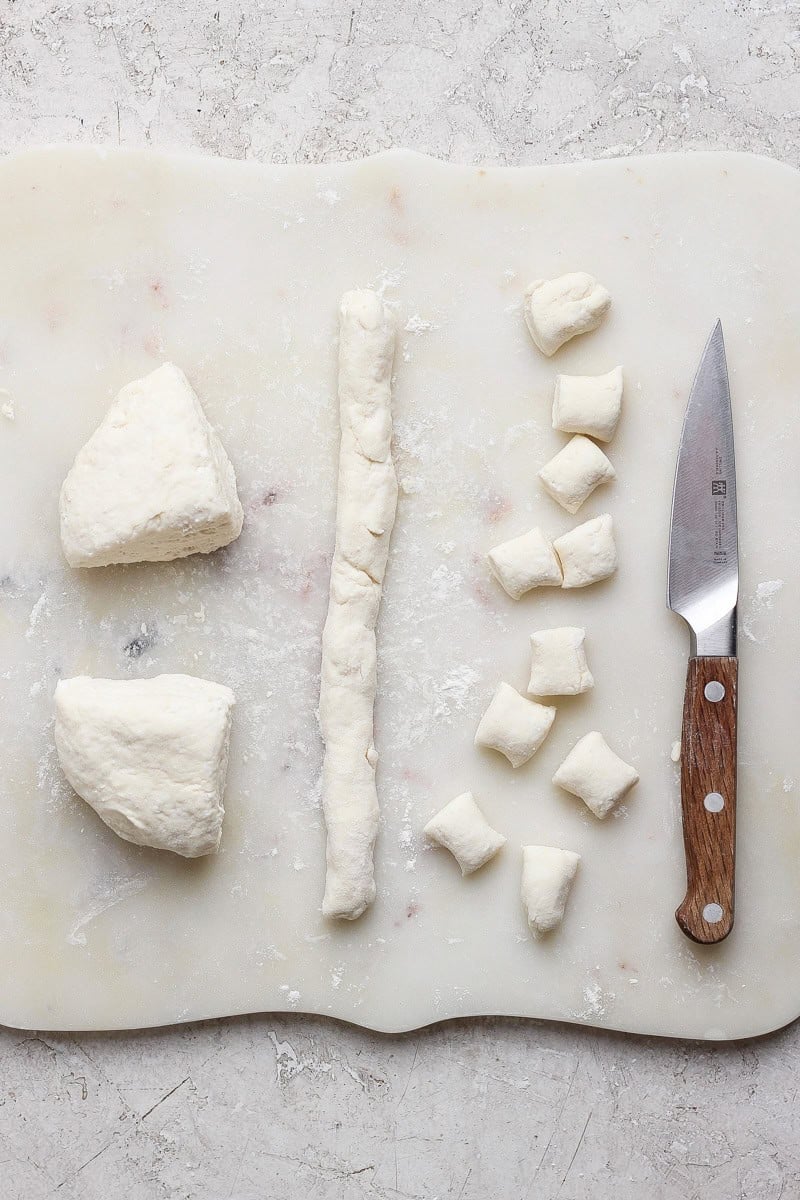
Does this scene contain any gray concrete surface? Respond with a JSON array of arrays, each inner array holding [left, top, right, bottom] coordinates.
[[1, 2, 800, 1197]]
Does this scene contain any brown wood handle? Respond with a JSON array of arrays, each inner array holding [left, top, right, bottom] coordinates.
[[675, 656, 737, 944]]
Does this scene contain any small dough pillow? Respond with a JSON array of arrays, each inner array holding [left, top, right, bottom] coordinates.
[[521, 846, 580, 936], [424, 792, 506, 875], [54, 674, 235, 857], [475, 682, 556, 768], [488, 527, 562, 599], [554, 514, 617, 589], [553, 730, 639, 819], [60, 362, 244, 568], [524, 272, 611, 357], [528, 627, 593, 696], [539, 435, 615, 515], [553, 367, 624, 443]]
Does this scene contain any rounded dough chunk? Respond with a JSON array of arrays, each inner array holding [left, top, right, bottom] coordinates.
[[54, 674, 235, 857], [553, 731, 639, 819], [524, 272, 611, 357], [487, 527, 562, 599], [521, 846, 580, 937], [528, 627, 593, 697], [60, 363, 244, 568], [553, 366, 624, 443], [475, 682, 556, 768], [424, 792, 506, 875], [539, 435, 615, 515], [554, 513, 617, 589]]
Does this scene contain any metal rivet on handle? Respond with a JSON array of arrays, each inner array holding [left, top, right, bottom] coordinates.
[[704, 792, 725, 812], [704, 681, 725, 702], [703, 903, 724, 924]]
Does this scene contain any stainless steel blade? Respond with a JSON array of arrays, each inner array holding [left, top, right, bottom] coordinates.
[[667, 320, 738, 656]]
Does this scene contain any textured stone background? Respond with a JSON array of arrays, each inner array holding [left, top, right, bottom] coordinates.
[[2, 2, 800, 1197]]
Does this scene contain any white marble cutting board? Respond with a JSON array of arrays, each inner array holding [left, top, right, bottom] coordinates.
[[0, 146, 799, 1040]]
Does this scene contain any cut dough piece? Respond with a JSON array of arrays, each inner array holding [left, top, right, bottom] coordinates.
[[475, 682, 556, 768], [524, 272, 611, 357], [553, 731, 639, 819], [320, 290, 398, 921], [554, 514, 617, 589], [539, 435, 615, 515], [521, 846, 580, 937], [528, 627, 593, 697], [553, 366, 624, 443], [424, 792, 506, 875], [60, 363, 243, 568], [487, 527, 562, 599], [54, 674, 235, 857]]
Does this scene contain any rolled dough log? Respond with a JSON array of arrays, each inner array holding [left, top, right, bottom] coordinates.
[[319, 290, 398, 920]]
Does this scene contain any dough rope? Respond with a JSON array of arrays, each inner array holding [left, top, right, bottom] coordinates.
[[320, 290, 398, 920]]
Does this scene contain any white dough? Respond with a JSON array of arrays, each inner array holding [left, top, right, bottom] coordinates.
[[475, 682, 556, 768], [554, 514, 618, 589], [424, 792, 506, 875], [553, 366, 624, 443], [524, 272, 611, 357], [59, 363, 243, 568], [319, 290, 398, 921], [54, 674, 235, 858], [553, 731, 639, 819], [539, 435, 615, 515], [521, 846, 581, 937], [487, 527, 562, 599], [528, 627, 593, 697]]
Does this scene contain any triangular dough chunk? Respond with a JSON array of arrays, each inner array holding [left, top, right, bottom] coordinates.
[[54, 674, 235, 858], [60, 363, 243, 567]]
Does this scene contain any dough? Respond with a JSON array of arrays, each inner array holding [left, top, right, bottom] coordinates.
[[539, 435, 615, 514], [552, 366, 624, 443], [521, 846, 580, 936], [553, 730, 639, 819], [487, 527, 562, 599], [528, 627, 593, 696], [553, 514, 617, 589], [320, 290, 398, 920], [475, 682, 556, 768], [424, 792, 506, 875], [54, 674, 235, 857], [524, 272, 611, 357], [60, 363, 243, 568]]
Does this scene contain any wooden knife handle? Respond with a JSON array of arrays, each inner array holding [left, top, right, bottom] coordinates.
[[675, 656, 738, 945]]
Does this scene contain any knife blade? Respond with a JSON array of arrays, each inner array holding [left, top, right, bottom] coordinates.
[[667, 319, 738, 944]]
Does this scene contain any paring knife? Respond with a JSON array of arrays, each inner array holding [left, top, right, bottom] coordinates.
[[667, 320, 739, 945]]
